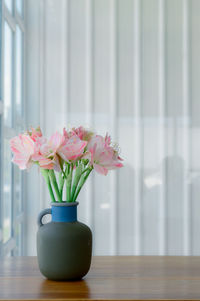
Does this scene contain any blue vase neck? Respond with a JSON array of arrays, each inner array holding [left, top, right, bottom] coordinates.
[[51, 203, 78, 222]]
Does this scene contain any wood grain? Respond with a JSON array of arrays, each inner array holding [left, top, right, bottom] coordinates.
[[0, 256, 200, 300]]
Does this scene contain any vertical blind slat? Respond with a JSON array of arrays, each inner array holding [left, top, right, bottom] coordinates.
[[85, 0, 93, 229], [39, 0, 46, 210], [61, 0, 68, 125], [133, 0, 142, 255], [183, 0, 191, 255], [158, 0, 166, 255], [110, 0, 118, 255]]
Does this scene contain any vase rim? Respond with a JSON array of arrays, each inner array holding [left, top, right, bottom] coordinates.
[[51, 202, 79, 207]]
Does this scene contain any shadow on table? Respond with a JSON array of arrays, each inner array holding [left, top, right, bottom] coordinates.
[[38, 278, 90, 299]]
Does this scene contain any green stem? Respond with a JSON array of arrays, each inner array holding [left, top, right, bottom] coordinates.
[[59, 159, 68, 180], [81, 167, 90, 176], [73, 167, 93, 202], [71, 164, 83, 201], [66, 164, 73, 202], [49, 170, 62, 202], [58, 172, 64, 198], [41, 169, 56, 203], [64, 163, 70, 178]]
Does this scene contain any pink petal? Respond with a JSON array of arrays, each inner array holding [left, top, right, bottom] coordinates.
[[49, 132, 65, 151], [93, 163, 108, 176], [10, 134, 35, 170]]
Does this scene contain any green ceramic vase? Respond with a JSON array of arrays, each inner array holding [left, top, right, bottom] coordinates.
[[37, 202, 92, 281]]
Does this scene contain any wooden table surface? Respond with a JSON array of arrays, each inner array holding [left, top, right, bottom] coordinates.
[[1, 256, 200, 300]]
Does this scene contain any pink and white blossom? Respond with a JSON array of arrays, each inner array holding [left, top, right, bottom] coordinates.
[[32, 131, 64, 171], [70, 126, 94, 142], [10, 134, 36, 170], [59, 130, 87, 162], [28, 126, 42, 142], [34, 130, 87, 171], [87, 134, 123, 176]]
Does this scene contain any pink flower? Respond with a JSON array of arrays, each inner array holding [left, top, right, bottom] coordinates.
[[34, 130, 87, 170], [27, 126, 42, 142], [33, 153, 61, 171], [59, 129, 87, 162], [10, 134, 36, 170], [87, 134, 123, 175], [32, 132, 64, 171], [70, 126, 94, 142]]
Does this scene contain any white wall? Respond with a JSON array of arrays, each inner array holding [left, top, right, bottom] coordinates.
[[25, 0, 200, 256]]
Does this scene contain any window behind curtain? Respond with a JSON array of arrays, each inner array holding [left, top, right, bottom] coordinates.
[[0, 0, 25, 257]]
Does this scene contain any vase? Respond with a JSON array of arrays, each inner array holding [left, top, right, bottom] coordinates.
[[37, 202, 92, 281]]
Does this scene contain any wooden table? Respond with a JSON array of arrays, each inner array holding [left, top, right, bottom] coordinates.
[[0, 256, 200, 300]]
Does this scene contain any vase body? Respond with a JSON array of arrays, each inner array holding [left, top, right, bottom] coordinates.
[[37, 202, 92, 281]]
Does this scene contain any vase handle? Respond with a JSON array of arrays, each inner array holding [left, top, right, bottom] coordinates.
[[37, 208, 52, 227]]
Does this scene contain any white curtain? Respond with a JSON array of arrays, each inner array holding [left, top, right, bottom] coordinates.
[[25, 0, 200, 256]]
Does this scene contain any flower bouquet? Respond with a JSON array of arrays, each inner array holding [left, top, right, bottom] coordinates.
[[10, 126, 123, 203], [10, 126, 123, 280]]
